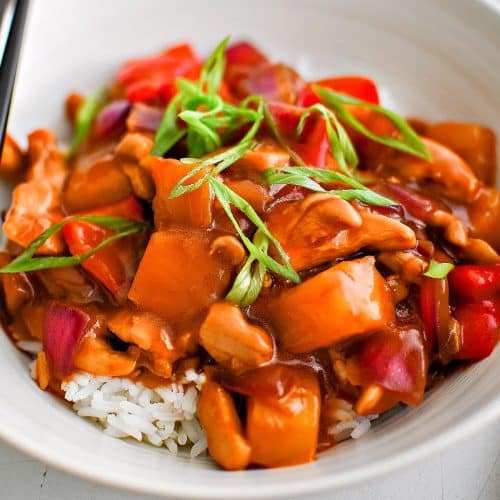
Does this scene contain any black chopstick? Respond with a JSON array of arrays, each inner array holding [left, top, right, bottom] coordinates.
[[0, 0, 29, 153]]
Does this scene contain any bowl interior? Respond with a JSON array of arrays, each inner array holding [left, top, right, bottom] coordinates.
[[1, 0, 499, 498]]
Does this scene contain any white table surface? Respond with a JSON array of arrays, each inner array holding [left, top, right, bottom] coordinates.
[[0, 420, 498, 499]]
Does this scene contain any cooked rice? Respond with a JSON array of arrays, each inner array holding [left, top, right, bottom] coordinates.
[[328, 400, 378, 441], [16, 340, 43, 354], [28, 351, 374, 458], [60, 370, 208, 457]]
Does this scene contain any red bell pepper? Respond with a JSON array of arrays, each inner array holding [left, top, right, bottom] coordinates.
[[454, 300, 499, 360], [117, 43, 201, 104], [266, 102, 330, 167], [225, 41, 268, 68], [62, 197, 144, 300], [348, 327, 427, 406], [448, 264, 500, 301], [297, 76, 380, 107]]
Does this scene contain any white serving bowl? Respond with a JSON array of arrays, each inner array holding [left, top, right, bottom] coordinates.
[[1, 0, 499, 498]]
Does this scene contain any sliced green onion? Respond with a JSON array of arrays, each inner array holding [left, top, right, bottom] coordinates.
[[70, 89, 107, 155], [226, 230, 269, 306], [208, 177, 300, 283], [0, 216, 147, 273], [314, 85, 432, 161], [423, 260, 455, 279]]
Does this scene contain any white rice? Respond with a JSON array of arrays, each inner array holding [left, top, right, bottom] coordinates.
[[61, 369, 208, 458], [16, 340, 43, 354], [327, 399, 378, 442]]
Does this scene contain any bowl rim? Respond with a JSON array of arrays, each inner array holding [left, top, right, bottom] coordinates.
[[1, 0, 500, 497]]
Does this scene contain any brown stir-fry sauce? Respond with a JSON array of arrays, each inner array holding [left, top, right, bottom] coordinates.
[[0, 39, 498, 470]]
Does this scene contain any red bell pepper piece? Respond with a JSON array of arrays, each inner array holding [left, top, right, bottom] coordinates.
[[225, 41, 268, 68], [454, 300, 499, 360], [448, 264, 500, 301], [62, 197, 144, 300], [348, 327, 427, 406], [297, 76, 380, 107], [266, 102, 330, 167], [117, 43, 201, 104]]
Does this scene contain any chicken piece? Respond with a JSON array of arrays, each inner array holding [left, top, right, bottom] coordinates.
[[128, 230, 234, 327], [377, 250, 427, 283], [114, 132, 153, 162], [223, 178, 271, 213], [267, 194, 415, 271], [121, 161, 155, 200], [63, 155, 132, 213], [383, 138, 480, 203], [429, 210, 468, 247], [3, 181, 64, 254], [230, 139, 289, 176], [245, 365, 320, 467], [426, 122, 496, 186], [386, 274, 410, 304], [73, 336, 138, 376], [259, 256, 394, 353], [108, 307, 179, 379], [198, 378, 251, 471], [26, 129, 67, 189], [36, 267, 103, 304], [0, 253, 34, 313], [460, 238, 500, 264], [145, 157, 213, 229], [209, 235, 246, 266], [0, 134, 25, 182], [200, 302, 273, 371], [467, 187, 500, 251]]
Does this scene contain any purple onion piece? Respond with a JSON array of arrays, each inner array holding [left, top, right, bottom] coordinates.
[[94, 100, 131, 138], [43, 302, 89, 375]]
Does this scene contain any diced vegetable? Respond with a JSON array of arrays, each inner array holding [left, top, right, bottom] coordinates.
[[43, 302, 90, 375], [448, 264, 500, 301], [347, 327, 427, 406], [266, 102, 331, 166], [298, 76, 380, 107], [117, 43, 201, 104], [454, 300, 499, 360], [62, 198, 144, 300], [198, 377, 251, 471], [236, 63, 304, 103], [243, 365, 320, 467], [128, 230, 233, 326], [259, 256, 394, 352], [146, 157, 213, 229], [93, 100, 131, 138]]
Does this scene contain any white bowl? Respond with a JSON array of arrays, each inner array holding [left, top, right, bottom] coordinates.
[[1, 0, 499, 498]]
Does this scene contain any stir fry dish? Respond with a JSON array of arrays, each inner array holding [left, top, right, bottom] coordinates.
[[0, 38, 498, 470]]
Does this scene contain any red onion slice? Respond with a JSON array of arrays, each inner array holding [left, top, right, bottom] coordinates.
[[94, 100, 131, 138], [43, 302, 90, 375]]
